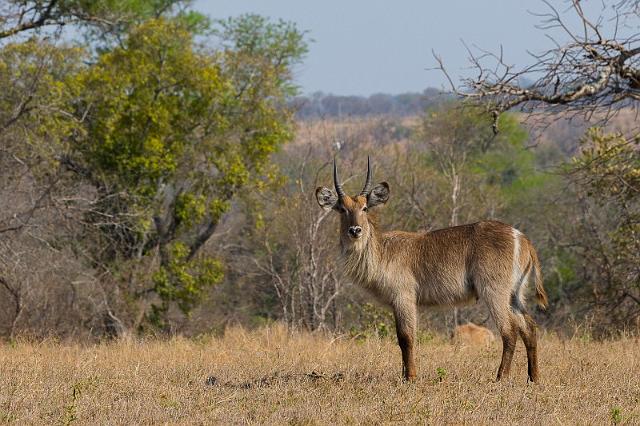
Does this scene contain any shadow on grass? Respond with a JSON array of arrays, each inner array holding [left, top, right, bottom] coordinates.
[[205, 371, 350, 389]]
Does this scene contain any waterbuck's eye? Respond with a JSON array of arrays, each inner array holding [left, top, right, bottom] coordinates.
[[362, 206, 368, 212]]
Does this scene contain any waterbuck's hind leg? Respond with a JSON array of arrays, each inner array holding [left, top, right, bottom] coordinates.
[[482, 292, 519, 381], [496, 318, 518, 381], [393, 303, 417, 381], [518, 312, 540, 382]]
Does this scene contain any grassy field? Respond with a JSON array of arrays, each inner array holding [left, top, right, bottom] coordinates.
[[1, 325, 638, 425]]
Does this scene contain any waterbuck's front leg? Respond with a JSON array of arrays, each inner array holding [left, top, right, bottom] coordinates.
[[393, 302, 417, 381]]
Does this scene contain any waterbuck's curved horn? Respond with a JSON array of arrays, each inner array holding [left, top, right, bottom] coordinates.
[[360, 156, 373, 196], [333, 158, 346, 199]]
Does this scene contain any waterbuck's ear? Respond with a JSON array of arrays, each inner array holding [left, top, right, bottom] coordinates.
[[367, 182, 390, 208], [315, 187, 339, 210]]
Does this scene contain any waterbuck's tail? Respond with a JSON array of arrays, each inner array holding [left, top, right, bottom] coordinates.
[[528, 241, 548, 309]]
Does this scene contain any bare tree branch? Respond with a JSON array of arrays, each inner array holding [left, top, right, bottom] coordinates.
[[0, 0, 58, 39], [436, 0, 640, 132]]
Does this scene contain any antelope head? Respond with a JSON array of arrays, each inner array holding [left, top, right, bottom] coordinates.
[[315, 157, 390, 247]]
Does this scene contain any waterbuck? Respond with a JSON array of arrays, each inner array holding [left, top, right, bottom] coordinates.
[[315, 157, 548, 382]]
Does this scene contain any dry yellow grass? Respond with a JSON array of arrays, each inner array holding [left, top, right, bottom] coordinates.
[[1, 325, 639, 425]]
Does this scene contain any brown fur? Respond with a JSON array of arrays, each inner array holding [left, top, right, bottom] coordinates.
[[317, 180, 548, 383], [452, 323, 495, 346]]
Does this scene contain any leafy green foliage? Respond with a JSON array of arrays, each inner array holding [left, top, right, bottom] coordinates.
[[0, 40, 83, 170], [64, 15, 307, 329], [77, 18, 224, 196], [405, 104, 545, 230], [610, 406, 623, 425], [151, 242, 223, 326], [348, 303, 395, 339], [0, 0, 192, 40], [573, 128, 640, 203], [0, 4, 309, 333], [566, 129, 640, 330]]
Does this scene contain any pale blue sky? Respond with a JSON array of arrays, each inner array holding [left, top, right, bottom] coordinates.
[[195, 1, 613, 96]]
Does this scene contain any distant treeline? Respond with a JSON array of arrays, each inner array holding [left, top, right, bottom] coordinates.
[[292, 88, 451, 119]]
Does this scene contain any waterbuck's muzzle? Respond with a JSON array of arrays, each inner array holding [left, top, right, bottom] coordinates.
[[348, 226, 363, 238]]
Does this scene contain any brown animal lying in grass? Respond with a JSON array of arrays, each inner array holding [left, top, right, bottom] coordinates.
[[452, 323, 495, 346]]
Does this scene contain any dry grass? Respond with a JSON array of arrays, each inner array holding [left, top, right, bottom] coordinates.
[[1, 325, 639, 425]]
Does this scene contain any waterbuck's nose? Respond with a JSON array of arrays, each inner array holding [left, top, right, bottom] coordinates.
[[348, 226, 362, 238]]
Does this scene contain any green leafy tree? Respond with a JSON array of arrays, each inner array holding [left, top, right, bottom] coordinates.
[[568, 129, 640, 330], [407, 104, 534, 230], [0, 0, 193, 40], [0, 38, 84, 231], [62, 15, 306, 330]]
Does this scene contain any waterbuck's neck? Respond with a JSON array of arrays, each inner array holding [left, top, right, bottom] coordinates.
[[340, 220, 383, 287]]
